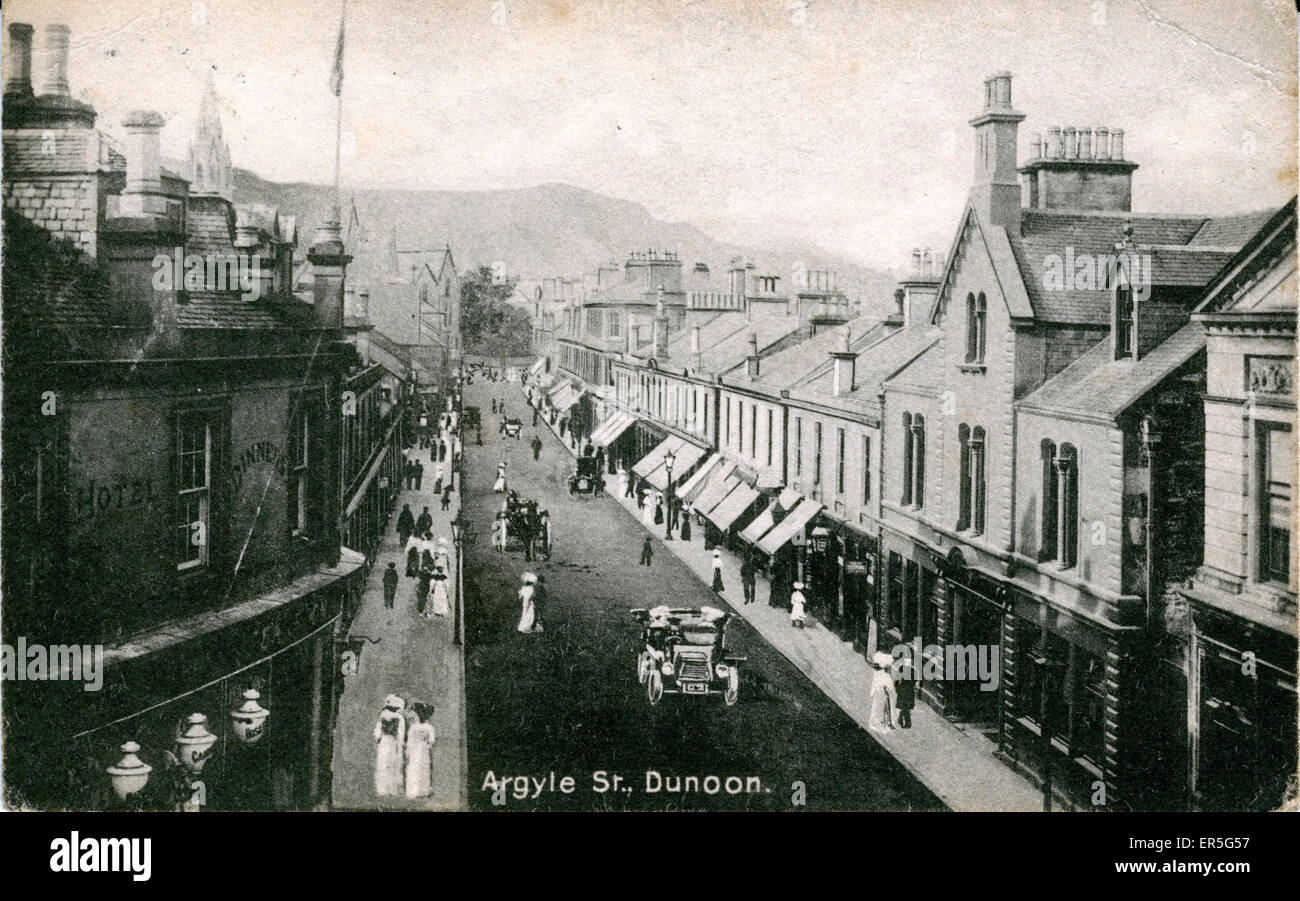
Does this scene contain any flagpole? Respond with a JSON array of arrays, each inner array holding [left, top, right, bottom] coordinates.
[[333, 0, 347, 225]]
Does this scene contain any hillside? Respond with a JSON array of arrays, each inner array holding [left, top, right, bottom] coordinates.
[[232, 170, 898, 318]]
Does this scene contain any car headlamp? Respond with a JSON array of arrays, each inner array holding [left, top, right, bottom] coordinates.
[[661, 662, 674, 676], [715, 664, 729, 679]]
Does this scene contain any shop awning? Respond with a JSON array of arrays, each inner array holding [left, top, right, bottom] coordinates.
[[547, 378, 573, 401], [739, 487, 804, 544], [692, 471, 741, 517], [528, 358, 546, 376], [677, 454, 722, 504], [756, 498, 824, 555], [705, 482, 763, 531], [644, 439, 708, 492], [633, 435, 686, 479], [550, 385, 581, 411], [590, 411, 636, 447]]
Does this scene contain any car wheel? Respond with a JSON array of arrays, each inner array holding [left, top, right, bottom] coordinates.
[[647, 668, 664, 706], [637, 652, 652, 684], [723, 666, 739, 706]]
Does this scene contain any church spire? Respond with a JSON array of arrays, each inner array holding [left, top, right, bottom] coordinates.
[[186, 68, 233, 199]]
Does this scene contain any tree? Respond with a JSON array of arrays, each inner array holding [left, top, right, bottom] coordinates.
[[459, 266, 533, 358]]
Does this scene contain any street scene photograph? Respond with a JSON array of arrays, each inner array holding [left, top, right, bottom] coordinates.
[[0, 0, 1297, 844]]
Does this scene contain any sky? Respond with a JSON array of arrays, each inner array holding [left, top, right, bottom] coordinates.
[[6, 0, 1297, 270]]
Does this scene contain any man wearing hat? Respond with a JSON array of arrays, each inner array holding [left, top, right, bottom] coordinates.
[[382, 561, 399, 609]]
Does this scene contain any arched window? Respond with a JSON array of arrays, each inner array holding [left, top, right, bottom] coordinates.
[[1040, 440, 1058, 560], [1115, 286, 1136, 359], [1056, 444, 1079, 568], [966, 293, 987, 363], [901, 413, 914, 505], [912, 414, 926, 509], [971, 426, 986, 534], [958, 424, 972, 530]]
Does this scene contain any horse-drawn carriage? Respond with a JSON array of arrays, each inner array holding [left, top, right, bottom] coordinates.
[[502, 493, 546, 554], [632, 606, 745, 706], [568, 454, 606, 496]]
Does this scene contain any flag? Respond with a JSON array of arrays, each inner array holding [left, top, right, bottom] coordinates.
[[329, 4, 346, 97]]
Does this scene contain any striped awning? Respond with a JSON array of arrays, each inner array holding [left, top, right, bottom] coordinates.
[[756, 498, 823, 555], [677, 454, 723, 505], [692, 471, 741, 517], [705, 482, 763, 531], [590, 411, 636, 447], [644, 439, 708, 492], [739, 487, 804, 544], [633, 435, 686, 479]]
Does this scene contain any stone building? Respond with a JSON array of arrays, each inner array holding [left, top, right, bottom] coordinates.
[[1, 22, 365, 811]]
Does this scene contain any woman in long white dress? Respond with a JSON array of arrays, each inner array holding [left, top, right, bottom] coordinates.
[[373, 695, 407, 796], [868, 652, 898, 733], [492, 462, 507, 493], [516, 573, 537, 633], [790, 581, 808, 628], [404, 702, 436, 799], [430, 567, 451, 617]]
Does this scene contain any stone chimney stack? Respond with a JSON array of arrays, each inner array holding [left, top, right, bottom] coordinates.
[[308, 219, 351, 330], [38, 23, 71, 96], [4, 23, 35, 99], [120, 111, 167, 217], [831, 327, 856, 397], [653, 286, 670, 360], [969, 71, 1025, 231], [746, 333, 759, 379], [1021, 118, 1137, 211]]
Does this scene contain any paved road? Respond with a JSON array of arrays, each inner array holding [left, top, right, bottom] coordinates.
[[461, 378, 942, 811]]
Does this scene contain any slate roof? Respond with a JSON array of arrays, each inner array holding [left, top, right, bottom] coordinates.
[[655, 312, 803, 375], [2, 207, 117, 329], [882, 336, 944, 397], [791, 323, 941, 417], [1005, 208, 1276, 325], [176, 292, 300, 329], [1017, 321, 1206, 421], [185, 195, 237, 256], [723, 315, 882, 393]]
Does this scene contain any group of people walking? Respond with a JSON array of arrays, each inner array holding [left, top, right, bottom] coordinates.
[[390, 504, 452, 618], [373, 694, 437, 799]]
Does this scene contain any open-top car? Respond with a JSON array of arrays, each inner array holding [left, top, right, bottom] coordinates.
[[568, 455, 606, 496], [502, 417, 522, 439], [631, 606, 745, 706]]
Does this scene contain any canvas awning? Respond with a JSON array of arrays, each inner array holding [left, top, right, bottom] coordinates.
[[550, 386, 581, 411], [739, 487, 804, 545], [692, 471, 741, 517], [590, 411, 636, 447], [705, 482, 763, 531], [677, 454, 723, 504], [644, 439, 708, 492], [528, 358, 546, 376], [756, 498, 824, 555], [547, 378, 573, 401], [633, 435, 686, 479]]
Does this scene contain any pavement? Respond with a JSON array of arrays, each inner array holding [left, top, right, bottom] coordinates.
[[526, 383, 1042, 812], [461, 380, 940, 811], [330, 445, 467, 811]]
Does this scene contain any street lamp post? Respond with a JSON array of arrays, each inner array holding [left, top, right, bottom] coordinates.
[[663, 450, 675, 540]]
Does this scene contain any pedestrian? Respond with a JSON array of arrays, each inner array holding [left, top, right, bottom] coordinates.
[[494, 511, 508, 553], [493, 462, 507, 493], [404, 459, 415, 490], [440, 484, 453, 511], [531, 434, 543, 461], [373, 695, 406, 797], [414, 460, 424, 490], [595, 446, 606, 473], [711, 549, 725, 593], [868, 652, 898, 733], [492, 399, 497, 414], [430, 566, 450, 617], [433, 463, 444, 496], [639, 536, 654, 566], [741, 553, 757, 605], [405, 532, 422, 577], [517, 572, 537, 633], [415, 506, 433, 537], [532, 574, 548, 633], [790, 580, 807, 627], [532, 407, 539, 427], [538, 511, 551, 560], [415, 564, 432, 617], [680, 507, 692, 542], [895, 660, 915, 729], [397, 503, 415, 547], [403, 702, 436, 800], [382, 562, 399, 609], [435, 536, 451, 572], [653, 495, 664, 526]]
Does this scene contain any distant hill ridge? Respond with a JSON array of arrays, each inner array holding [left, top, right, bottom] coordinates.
[[231, 169, 898, 317]]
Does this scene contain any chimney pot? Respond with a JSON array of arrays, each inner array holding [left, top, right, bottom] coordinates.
[[1094, 126, 1110, 159], [38, 23, 71, 96], [120, 110, 167, 217], [1047, 125, 1062, 158], [1063, 126, 1078, 159], [5, 23, 35, 98], [1112, 128, 1125, 161], [1079, 126, 1093, 159]]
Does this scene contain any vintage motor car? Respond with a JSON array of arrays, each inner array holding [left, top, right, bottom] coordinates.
[[568, 455, 606, 496], [632, 606, 745, 706], [501, 416, 523, 439]]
